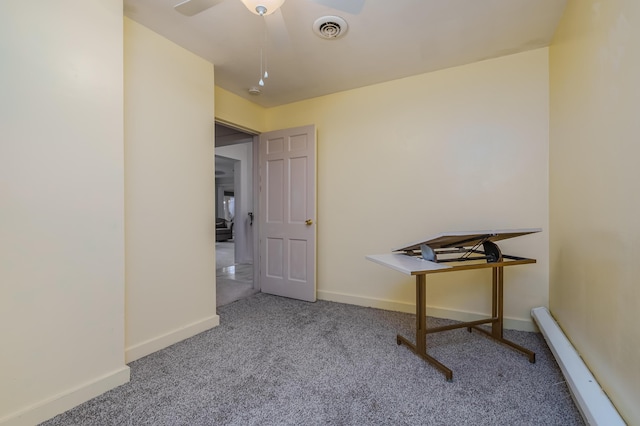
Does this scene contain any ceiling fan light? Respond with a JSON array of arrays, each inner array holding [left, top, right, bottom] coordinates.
[[240, 0, 286, 16]]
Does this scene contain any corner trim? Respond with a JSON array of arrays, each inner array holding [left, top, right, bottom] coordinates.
[[531, 307, 625, 426], [317, 290, 536, 332], [125, 314, 220, 363]]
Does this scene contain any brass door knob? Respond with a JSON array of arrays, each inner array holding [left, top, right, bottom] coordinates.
[[305, 219, 313, 226]]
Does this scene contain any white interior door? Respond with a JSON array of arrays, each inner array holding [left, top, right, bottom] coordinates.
[[259, 125, 316, 302]]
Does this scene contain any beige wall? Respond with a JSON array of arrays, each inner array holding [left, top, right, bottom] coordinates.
[[0, 1, 129, 425], [549, 1, 640, 423], [255, 48, 549, 330], [215, 87, 267, 133], [124, 18, 218, 362]]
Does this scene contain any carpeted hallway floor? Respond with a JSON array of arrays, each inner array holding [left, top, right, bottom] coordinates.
[[42, 293, 584, 425]]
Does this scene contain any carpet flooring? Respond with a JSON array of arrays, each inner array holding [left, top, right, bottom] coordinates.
[[42, 294, 584, 425]]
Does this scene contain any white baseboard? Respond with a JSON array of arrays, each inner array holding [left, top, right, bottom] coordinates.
[[317, 290, 536, 332], [125, 314, 220, 363], [531, 307, 625, 426], [0, 366, 130, 426]]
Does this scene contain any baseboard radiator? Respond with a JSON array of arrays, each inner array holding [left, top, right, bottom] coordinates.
[[531, 307, 626, 426]]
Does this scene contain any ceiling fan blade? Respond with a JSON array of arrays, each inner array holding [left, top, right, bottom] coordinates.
[[174, 0, 224, 16], [265, 9, 291, 50], [310, 0, 365, 15]]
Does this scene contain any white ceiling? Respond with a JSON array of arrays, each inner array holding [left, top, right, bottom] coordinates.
[[124, 0, 567, 108]]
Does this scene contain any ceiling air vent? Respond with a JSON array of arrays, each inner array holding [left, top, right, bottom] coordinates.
[[313, 16, 348, 40]]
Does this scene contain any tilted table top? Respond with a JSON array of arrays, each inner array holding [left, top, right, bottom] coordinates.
[[392, 228, 541, 253]]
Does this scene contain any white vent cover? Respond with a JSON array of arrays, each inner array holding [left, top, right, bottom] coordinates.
[[313, 16, 348, 40]]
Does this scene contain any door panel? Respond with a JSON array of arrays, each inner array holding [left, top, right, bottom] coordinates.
[[266, 159, 284, 222], [259, 125, 316, 302], [266, 237, 284, 278]]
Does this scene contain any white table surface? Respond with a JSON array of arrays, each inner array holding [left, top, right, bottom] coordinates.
[[365, 253, 451, 275]]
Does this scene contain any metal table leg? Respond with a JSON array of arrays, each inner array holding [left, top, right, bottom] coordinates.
[[397, 274, 453, 381], [397, 266, 535, 380], [469, 266, 536, 363]]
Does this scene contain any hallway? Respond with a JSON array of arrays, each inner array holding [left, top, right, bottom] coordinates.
[[216, 242, 257, 307]]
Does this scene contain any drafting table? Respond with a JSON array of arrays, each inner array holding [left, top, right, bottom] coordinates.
[[366, 228, 540, 381]]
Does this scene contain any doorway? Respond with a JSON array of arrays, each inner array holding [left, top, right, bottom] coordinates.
[[215, 122, 318, 305], [215, 123, 258, 306]]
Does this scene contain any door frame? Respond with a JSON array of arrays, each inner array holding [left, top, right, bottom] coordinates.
[[251, 132, 260, 292]]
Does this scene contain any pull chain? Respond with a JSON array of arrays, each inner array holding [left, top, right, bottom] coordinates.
[[259, 47, 264, 86], [262, 14, 268, 80], [256, 8, 269, 87]]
